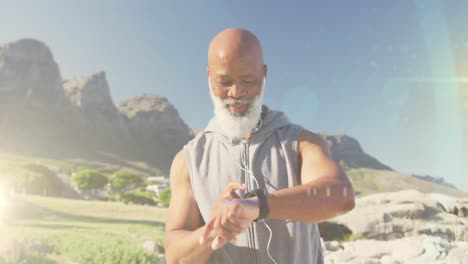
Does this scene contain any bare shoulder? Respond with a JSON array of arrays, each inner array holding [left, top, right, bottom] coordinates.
[[166, 149, 202, 232], [169, 149, 190, 186], [298, 129, 331, 159]]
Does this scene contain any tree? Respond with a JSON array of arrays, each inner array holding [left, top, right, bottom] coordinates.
[[120, 191, 156, 206], [72, 169, 108, 191], [158, 189, 171, 207], [15, 163, 65, 196], [109, 170, 144, 194]]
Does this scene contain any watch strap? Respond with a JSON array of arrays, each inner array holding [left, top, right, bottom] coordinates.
[[243, 189, 269, 222]]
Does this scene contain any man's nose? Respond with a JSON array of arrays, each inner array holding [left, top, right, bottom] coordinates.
[[227, 82, 247, 98]]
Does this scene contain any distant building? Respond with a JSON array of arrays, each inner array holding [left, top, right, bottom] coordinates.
[[146, 183, 169, 196], [147, 176, 169, 184]]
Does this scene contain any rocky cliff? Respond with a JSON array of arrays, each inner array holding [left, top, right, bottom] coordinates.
[[322, 134, 392, 171], [118, 94, 192, 169], [0, 39, 88, 153], [321, 190, 468, 263], [0, 39, 192, 172]]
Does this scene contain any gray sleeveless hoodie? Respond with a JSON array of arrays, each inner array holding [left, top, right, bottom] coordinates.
[[183, 105, 324, 264]]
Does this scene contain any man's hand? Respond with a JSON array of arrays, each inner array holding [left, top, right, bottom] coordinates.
[[200, 182, 260, 250]]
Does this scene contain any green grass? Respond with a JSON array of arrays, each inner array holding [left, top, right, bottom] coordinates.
[[1, 194, 168, 264]]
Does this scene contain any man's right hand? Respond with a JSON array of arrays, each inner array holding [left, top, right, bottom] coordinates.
[[200, 182, 258, 250]]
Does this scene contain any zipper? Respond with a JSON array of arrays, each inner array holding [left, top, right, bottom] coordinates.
[[242, 140, 257, 264]]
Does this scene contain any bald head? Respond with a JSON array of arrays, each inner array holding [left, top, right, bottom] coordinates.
[[207, 28, 267, 104], [208, 28, 264, 72]]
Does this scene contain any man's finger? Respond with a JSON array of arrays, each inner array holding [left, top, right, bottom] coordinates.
[[224, 201, 251, 229], [223, 182, 246, 198], [221, 213, 243, 234], [211, 235, 227, 251], [200, 218, 215, 244], [225, 182, 246, 191], [213, 215, 237, 242]]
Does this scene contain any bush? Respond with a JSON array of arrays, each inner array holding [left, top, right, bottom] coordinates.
[[317, 221, 353, 241], [0, 240, 55, 264], [158, 189, 171, 207], [14, 171, 45, 195], [146, 179, 163, 186], [46, 235, 161, 264], [72, 169, 108, 191], [120, 191, 156, 206], [109, 170, 144, 194], [11, 163, 65, 196]]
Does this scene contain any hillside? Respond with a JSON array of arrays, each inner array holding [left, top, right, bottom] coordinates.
[[348, 168, 468, 198]]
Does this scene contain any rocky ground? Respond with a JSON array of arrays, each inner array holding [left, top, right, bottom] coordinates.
[[320, 190, 468, 263]]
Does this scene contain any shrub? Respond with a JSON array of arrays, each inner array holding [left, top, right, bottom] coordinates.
[[158, 189, 171, 207], [146, 179, 163, 186], [11, 163, 65, 196], [0, 240, 55, 264], [120, 191, 156, 206], [317, 221, 352, 241], [14, 171, 45, 195], [109, 170, 144, 194], [72, 169, 108, 191], [46, 235, 161, 264]]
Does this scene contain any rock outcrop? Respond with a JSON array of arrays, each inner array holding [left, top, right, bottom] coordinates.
[[119, 94, 191, 137], [323, 135, 392, 171], [0, 39, 87, 153], [64, 72, 133, 153], [321, 190, 468, 263], [118, 94, 193, 170], [322, 235, 468, 264]]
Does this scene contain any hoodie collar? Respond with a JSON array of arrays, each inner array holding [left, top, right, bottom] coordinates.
[[203, 105, 292, 145]]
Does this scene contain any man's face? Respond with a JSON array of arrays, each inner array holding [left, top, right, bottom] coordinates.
[[208, 56, 264, 117], [208, 56, 266, 139]]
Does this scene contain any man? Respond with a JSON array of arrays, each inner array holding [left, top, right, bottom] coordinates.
[[164, 28, 355, 264]]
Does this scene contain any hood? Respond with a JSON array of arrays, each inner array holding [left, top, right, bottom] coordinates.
[[203, 105, 292, 145]]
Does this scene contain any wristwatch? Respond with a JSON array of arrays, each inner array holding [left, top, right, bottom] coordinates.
[[243, 189, 270, 222]]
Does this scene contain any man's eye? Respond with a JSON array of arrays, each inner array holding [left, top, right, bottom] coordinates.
[[242, 80, 256, 85], [219, 81, 232, 87]]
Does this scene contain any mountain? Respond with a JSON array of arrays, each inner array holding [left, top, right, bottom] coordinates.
[[322, 134, 392, 171], [0, 39, 192, 173], [118, 94, 192, 170], [63, 71, 133, 153], [347, 168, 467, 197], [0, 39, 88, 154], [411, 174, 457, 189], [0, 38, 463, 194]]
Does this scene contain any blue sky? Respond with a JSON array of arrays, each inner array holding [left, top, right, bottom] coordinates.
[[1, 0, 467, 191]]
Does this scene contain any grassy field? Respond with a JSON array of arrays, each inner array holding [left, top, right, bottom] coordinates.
[[0, 194, 168, 264]]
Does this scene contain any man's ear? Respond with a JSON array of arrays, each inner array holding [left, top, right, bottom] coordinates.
[[263, 64, 268, 79], [206, 66, 210, 76]]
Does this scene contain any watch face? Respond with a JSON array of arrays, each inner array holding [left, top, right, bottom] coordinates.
[[242, 190, 257, 199]]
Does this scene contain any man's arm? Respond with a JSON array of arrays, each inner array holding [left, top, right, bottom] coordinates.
[[266, 130, 355, 223], [164, 150, 215, 264]]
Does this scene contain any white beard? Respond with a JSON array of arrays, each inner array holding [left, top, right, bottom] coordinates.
[[209, 77, 265, 139]]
